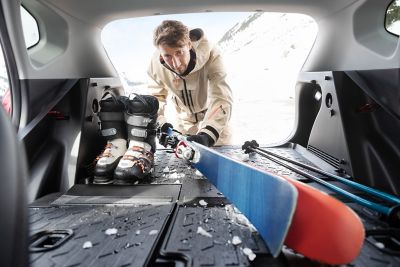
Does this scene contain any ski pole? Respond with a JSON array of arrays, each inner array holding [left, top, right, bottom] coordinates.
[[243, 140, 400, 205], [242, 141, 400, 224]]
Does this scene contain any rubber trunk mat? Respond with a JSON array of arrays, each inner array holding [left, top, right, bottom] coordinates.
[[51, 184, 181, 206], [161, 204, 270, 266], [29, 204, 174, 267], [29, 144, 400, 266]]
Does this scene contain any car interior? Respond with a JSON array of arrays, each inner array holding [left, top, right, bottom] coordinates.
[[0, 0, 399, 266]]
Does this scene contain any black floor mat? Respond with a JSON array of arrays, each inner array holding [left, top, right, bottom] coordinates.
[[29, 204, 174, 267], [161, 204, 272, 267], [30, 144, 400, 266]]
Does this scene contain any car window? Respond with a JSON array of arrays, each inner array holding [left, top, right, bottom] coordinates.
[[21, 6, 39, 48], [102, 12, 317, 145], [0, 44, 11, 115], [386, 0, 400, 35]]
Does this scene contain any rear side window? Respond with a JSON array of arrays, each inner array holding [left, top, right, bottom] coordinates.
[[21, 6, 39, 48], [386, 0, 400, 35]]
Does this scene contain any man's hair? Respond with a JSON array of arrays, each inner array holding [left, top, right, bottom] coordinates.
[[153, 20, 190, 47]]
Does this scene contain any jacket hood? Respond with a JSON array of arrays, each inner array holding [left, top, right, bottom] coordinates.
[[189, 28, 212, 73]]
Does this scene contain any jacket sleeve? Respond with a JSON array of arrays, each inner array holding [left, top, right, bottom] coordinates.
[[147, 62, 169, 125], [198, 49, 233, 143]]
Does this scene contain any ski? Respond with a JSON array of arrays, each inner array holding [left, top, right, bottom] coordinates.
[[240, 141, 367, 264], [173, 138, 365, 265], [174, 138, 298, 258]]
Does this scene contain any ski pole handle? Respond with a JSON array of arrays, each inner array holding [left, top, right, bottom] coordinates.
[[243, 142, 400, 225], [244, 140, 400, 205]]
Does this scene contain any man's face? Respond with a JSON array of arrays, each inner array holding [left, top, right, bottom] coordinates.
[[159, 42, 191, 75]]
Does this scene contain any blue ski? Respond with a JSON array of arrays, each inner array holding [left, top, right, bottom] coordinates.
[[174, 138, 298, 257]]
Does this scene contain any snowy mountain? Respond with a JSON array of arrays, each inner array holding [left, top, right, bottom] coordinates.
[[215, 12, 317, 144], [217, 12, 317, 100]]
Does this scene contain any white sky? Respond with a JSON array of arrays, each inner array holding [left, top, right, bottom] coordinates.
[[101, 12, 251, 82]]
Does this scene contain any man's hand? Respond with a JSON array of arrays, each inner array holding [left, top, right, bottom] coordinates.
[[187, 132, 215, 147], [157, 122, 174, 147], [160, 122, 173, 133]]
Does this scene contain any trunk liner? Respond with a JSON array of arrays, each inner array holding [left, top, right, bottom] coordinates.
[[29, 144, 400, 266]]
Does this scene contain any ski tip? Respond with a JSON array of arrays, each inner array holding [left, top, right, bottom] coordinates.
[[284, 179, 365, 265]]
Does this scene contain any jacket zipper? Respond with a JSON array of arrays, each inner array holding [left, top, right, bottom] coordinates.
[[182, 78, 195, 114]]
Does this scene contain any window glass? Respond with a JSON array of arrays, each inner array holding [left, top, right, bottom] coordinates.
[[21, 6, 39, 48], [386, 0, 400, 35], [102, 12, 317, 145], [0, 44, 11, 115]]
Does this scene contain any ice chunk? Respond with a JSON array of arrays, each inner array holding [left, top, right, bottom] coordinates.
[[242, 247, 256, 261], [232, 236, 242, 245], [240, 154, 250, 162], [105, 228, 118, 235], [199, 199, 208, 207], [163, 166, 170, 173], [169, 172, 178, 179], [195, 170, 203, 176], [149, 230, 159, 235], [197, 226, 212, 238], [82, 241, 93, 249], [375, 242, 385, 249]]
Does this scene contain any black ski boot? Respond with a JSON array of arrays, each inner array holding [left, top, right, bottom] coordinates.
[[93, 95, 128, 184], [114, 95, 159, 184]]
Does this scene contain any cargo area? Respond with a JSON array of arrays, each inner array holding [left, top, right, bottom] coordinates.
[[29, 145, 400, 266]]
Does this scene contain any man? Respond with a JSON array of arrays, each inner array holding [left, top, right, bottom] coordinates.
[[148, 20, 233, 147]]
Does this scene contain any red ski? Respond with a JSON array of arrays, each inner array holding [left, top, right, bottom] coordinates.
[[283, 177, 364, 265]]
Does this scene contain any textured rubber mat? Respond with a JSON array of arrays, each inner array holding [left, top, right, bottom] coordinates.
[[30, 144, 400, 266], [29, 204, 174, 267], [162, 204, 270, 266], [51, 184, 181, 206]]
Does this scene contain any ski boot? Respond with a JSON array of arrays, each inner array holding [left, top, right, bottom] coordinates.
[[114, 95, 159, 184], [93, 95, 127, 184]]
